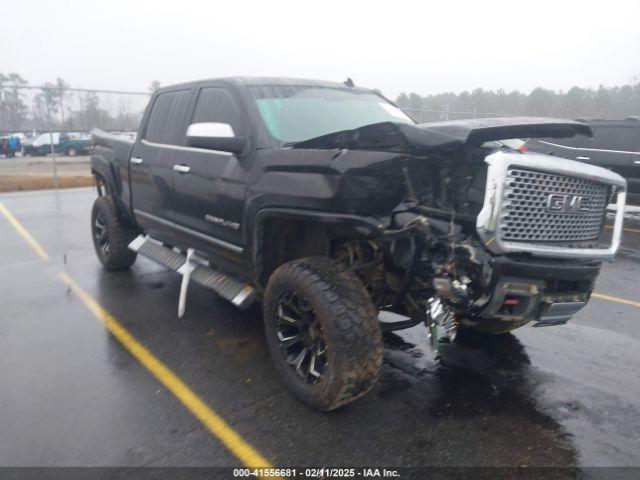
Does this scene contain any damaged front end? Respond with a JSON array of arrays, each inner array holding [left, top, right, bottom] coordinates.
[[300, 119, 627, 349]]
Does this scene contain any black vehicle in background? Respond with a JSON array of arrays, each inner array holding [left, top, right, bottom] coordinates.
[[524, 117, 640, 205], [89, 77, 627, 411]]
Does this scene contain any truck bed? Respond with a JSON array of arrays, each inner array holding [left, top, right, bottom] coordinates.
[[91, 129, 135, 161]]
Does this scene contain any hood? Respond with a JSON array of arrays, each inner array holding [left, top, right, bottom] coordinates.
[[416, 117, 592, 144], [289, 117, 592, 152]]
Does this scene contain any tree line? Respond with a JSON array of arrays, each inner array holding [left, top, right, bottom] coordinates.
[[3, 70, 640, 132], [395, 80, 640, 123], [0, 73, 160, 133]]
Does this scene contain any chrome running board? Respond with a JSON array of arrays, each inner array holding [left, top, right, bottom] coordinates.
[[128, 235, 256, 316]]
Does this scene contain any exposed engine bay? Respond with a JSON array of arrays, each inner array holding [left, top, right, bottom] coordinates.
[[311, 122, 627, 348]]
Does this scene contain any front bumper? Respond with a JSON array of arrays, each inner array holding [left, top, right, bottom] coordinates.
[[474, 256, 599, 327]]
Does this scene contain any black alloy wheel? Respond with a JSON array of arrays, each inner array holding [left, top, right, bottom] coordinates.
[[90, 195, 137, 270], [275, 290, 327, 384], [263, 257, 383, 411], [93, 211, 110, 258]]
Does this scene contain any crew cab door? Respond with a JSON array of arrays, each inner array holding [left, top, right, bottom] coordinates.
[[171, 85, 248, 268], [129, 88, 191, 242]]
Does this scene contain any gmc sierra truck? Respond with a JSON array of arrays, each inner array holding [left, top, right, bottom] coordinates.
[[91, 77, 627, 411]]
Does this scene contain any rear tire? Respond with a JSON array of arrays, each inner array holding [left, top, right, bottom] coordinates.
[[91, 195, 137, 270], [263, 257, 383, 411], [66, 146, 78, 157]]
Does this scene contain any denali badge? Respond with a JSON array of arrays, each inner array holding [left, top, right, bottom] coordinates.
[[204, 214, 240, 230], [546, 194, 590, 213]]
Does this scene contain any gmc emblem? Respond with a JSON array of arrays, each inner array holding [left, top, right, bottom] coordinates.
[[546, 194, 590, 213]]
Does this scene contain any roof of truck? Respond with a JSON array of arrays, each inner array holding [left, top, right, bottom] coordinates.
[[158, 76, 371, 92]]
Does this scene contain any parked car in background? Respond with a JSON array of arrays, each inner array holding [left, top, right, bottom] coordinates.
[[0, 137, 9, 157], [22, 132, 94, 157], [0, 135, 21, 157], [524, 117, 640, 205], [9, 132, 28, 144]]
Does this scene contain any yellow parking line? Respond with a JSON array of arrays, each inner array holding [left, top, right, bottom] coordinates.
[[58, 272, 276, 472], [592, 292, 640, 309], [605, 224, 640, 234], [0, 201, 50, 261]]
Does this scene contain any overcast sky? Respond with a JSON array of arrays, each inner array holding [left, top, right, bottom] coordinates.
[[4, 0, 640, 99]]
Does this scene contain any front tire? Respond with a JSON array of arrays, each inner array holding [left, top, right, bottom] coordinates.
[[66, 146, 78, 157], [263, 257, 383, 411], [91, 196, 137, 270]]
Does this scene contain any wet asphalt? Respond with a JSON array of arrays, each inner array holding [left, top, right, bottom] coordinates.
[[0, 188, 639, 474]]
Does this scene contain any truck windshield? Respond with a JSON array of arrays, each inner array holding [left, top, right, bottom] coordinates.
[[249, 85, 414, 144]]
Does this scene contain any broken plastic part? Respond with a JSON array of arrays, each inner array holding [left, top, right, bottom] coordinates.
[[427, 297, 458, 354], [177, 248, 196, 318]]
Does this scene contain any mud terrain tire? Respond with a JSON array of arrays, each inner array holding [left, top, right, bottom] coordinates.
[[263, 257, 383, 411], [91, 195, 137, 270]]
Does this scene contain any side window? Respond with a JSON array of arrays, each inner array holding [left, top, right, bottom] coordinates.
[[191, 88, 242, 133], [590, 127, 638, 151], [144, 90, 191, 145]]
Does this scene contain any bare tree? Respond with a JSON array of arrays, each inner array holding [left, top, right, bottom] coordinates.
[[0, 72, 29, 131], [81, 91, 106, 129], [54, 78, 72, 130]]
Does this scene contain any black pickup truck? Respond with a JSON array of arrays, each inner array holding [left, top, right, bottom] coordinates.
[[91, 77, 627, 411]]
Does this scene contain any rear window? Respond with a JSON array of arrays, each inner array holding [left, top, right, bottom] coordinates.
[[590, 127, 638, 151], [144, 90, 191, 145]]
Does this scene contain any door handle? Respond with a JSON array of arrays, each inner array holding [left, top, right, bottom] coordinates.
[[576, 156, 590, 161], [173, 164, 191, 174], [634, 160, 640, 165], [130, 157, 143, 165]]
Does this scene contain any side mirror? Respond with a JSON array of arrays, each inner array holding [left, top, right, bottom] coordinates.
[[186, 122, 248, 154]]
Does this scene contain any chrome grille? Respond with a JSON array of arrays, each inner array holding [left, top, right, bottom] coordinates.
[[499, 168, 610, 243]]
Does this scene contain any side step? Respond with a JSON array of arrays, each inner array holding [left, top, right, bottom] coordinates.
[[128, 235, 256, 310]]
